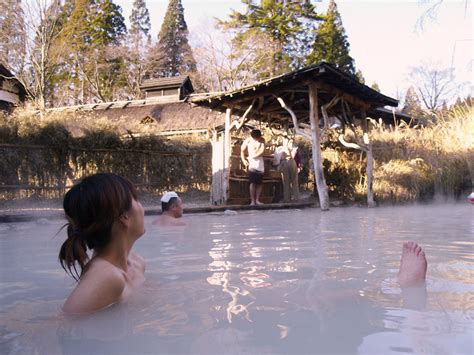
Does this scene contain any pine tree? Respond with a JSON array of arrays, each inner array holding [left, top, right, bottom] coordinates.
[[307, 0, 355, 75], [147, 0, 196, 78], [129, 0, 151, 48], [86, 0, 126, 46], [370, 82, 380, 92], [402, 86, 424, 119], [127, 0, 151, 97], [56, 0, 128, 102], [219, 0, 321, 77], [355, 69, 365, 84], [0, 0, 26, 74]]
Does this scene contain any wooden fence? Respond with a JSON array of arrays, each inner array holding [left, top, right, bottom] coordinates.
[[0, 143, 212, 199]]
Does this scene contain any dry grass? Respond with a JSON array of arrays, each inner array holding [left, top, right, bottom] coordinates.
[[1, 104, 472, 204], [369, 104, 473, 202]]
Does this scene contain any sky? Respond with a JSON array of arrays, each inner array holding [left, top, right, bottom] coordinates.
[[115, 0, 473, 102]]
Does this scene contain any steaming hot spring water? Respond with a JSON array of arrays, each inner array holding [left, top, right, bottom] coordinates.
[[0, 204, 472, 354]]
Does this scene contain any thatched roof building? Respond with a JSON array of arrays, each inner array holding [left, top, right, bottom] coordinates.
[[0, 63, 26, 112], [48, 96, 225, 136]]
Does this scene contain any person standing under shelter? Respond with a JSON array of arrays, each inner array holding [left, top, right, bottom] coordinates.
[[241, 129, 266, 205], [274, 137, 299, 202]]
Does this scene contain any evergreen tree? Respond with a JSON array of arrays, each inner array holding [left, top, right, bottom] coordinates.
[[307, 0, 355, 75], [56, 0, 127, 102], [219, 0, 321, 78], [0, 0, 26, 74], [355, 69, 365, 84], [370, 82, 380, 92], [129, 0, 151, 47], [402, 86, 424, 119], [147, 0, 196, 78], [88, 0, 126, 46], [451, 95, 472, 110], [127, 0, 151, 97]]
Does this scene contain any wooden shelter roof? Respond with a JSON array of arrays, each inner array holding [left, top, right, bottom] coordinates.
[[190, 62, 398, 126]]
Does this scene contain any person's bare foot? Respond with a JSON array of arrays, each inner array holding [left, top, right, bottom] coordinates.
[[255, 201, 264, 205], [397, 241, 427, 287]]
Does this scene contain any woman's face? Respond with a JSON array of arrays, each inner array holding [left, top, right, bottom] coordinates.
[[128, 198, 145, 239]]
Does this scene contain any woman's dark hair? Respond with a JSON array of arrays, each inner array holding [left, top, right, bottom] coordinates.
[[58, 173, 137, 281]]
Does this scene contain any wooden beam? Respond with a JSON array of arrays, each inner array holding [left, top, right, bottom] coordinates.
[[361, 109, 375, 207], [308, 82, 330, 210], [218, 81, 307, 106], [231, 99, 255, 131], [210, 130, 223, 205], [274, 96, 311, 140], [315, 82, 372, 110], [223, 108, 232, 204]]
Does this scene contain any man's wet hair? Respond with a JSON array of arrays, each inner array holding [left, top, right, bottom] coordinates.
[[162, 197, 178, 212]]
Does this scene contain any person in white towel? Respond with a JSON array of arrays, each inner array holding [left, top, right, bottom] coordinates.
[[241, 129, 266, 205], [152, 191, 186, 227]]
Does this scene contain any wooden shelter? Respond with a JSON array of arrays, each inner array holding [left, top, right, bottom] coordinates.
[[0, 63, 26, 112], [190, 62, 399, 209]]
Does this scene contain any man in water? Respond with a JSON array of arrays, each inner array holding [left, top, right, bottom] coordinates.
[[241, 129, 265, 205], [152, 191, 186, 227]]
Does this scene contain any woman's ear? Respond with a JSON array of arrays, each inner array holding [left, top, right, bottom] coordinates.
[[119, 213, 130, 226]]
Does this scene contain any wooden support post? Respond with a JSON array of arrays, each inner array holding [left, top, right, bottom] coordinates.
[[308, 82, 330, 210], [210, 130, 220, 205], [361, 109, 376, 207], [223, 108, 232, 204]]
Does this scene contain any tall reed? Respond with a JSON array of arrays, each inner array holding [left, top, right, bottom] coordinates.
[[369, 104, 473, 202]]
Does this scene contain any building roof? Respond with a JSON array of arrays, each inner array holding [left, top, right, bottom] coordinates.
[[45, 63, 404, 133], [0, 63, 12, 78], [0, 63, 27, 101], [139, 76, 192, 90], [47, 97, 225, 135], [190, 62, 398, 126]]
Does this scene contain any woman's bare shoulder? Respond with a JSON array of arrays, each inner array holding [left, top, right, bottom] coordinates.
[[63, 260, 126, 315]]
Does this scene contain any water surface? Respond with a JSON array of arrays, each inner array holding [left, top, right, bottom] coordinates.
[[0, 204, 472, 354]]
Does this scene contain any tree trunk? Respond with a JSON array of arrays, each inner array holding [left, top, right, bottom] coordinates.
[[361, 109, 375, 207], [308, 82, 330, 210], [223, 107, 232, 204]]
